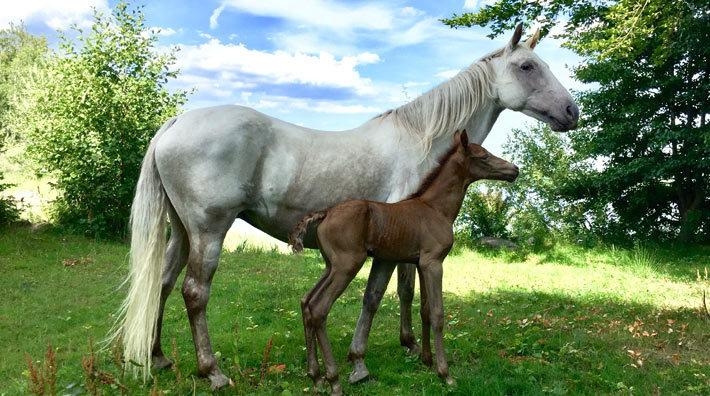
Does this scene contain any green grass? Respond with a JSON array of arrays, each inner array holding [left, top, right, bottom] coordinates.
[[1, 225, 708, 395]]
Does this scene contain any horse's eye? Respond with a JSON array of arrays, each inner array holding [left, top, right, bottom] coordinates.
[[520, 62, 534, 71]]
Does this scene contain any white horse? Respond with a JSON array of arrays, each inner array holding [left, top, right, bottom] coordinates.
[[114, 24, 578, 390]]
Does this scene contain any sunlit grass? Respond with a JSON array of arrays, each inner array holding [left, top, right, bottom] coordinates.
[[1, 226, 708, 395]]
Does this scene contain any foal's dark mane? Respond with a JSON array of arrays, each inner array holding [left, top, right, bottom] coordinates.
[[405, 141, 461, 200]]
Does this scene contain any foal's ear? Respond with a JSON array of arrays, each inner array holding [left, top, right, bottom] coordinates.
[[506, 22, 523, 53], [458, 129, 469, 148]]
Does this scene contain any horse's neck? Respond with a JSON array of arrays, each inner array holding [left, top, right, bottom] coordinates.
[[417, 157, 470, 223], [465, 101, 503, 144], [388, 106, 501, 201]]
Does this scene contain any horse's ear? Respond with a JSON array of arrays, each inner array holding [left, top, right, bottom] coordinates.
[[507, 23, 523, 52], [459, 129, 469, 148], [525, 27, 541, 50]]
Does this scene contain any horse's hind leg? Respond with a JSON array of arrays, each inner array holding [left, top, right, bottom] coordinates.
[[152, 205, 189, 369], [397, 264, 420, 354], [306, 253, 365, 396], [348, 259, 395, 384], [182, 225, 233, 390], [301, 256, 333, 388]]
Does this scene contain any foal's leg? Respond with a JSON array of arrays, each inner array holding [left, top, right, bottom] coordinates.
[[418, 258, 453, 385], [301, 255, 334, 387], [348, 259, 395, 383], [417, 267, 432, 366], [152, 206, 189, 369], [305, 252, 366, 396], [182, 229, 232, 390], [397, 264, 420, 354]]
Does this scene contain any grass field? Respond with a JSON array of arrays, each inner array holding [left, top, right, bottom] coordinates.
[[1, 225, 709, 395]]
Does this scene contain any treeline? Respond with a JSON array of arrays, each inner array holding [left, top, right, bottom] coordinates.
[[0, 0, 708, 245], [450, 0, 709, 246]]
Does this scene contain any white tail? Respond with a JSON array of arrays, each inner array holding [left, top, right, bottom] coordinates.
[[108, 120, 173, 381]]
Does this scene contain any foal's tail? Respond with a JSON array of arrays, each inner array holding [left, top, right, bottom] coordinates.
[[108, 118, 175, 381], [289, 210, 328, 253]]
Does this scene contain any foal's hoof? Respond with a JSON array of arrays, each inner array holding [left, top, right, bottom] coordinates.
[[444, 376, 457, 387], [421, 352, 433, 367], [151, 355, 173, 370], [400, 337, 420, 356], [404, 343, 421, 356], [348, 360, 370, 384], [208, 372, 234, 390]]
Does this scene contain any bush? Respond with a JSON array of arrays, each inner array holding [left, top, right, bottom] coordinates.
[[0, 177, 19, 225], [11, 2, 188, 238]]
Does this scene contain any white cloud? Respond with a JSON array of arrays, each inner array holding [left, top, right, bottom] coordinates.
[[0, 0, 108, 29], [463, 0, 497, 10], [234, 92, 380, 115], [153, 27, 178, 37], [435, 69, 460, 80], [209, 4, 225, 29], [400, 6, 424, 17], [211, 0, 394, 32], [142, 26, 180, 39], [176, 38, 380, 95]]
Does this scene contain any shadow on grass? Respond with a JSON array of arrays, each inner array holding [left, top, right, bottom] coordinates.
[[2, 227, 708, 395], [149, 248, 709, 395]]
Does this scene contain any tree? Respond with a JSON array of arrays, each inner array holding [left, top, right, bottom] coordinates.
[[0, 24, 48, 225], [11, 1, 189, 237], [444, 0, 710, 243]]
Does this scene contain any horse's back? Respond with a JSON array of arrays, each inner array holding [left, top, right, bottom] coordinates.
[[153, 105, 285, 227]]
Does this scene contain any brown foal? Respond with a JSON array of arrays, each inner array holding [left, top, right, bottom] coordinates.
[[289, 130, 519, 395]]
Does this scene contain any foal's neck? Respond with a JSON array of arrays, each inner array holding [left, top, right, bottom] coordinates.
[[417, 155, 472, 223]]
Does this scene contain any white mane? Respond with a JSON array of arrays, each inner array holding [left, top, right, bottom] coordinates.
[[377, 59, 496, 157]]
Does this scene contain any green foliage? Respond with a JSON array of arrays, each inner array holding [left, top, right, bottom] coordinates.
[[11, 2, 188, 238], [456, 183, 513, 241], [444, 0, 710, 243], [0, 24, 47, 226]]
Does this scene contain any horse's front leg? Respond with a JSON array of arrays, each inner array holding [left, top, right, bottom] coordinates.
[[182, 232, 232, 390], [348, 259, 395, 383], [397, 264, 420, 354], [418, 258, 454, 386], [417, 267, 432, 367]]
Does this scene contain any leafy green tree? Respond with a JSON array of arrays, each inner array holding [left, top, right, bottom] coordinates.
[[456, 183, 513, 242], [444, 0, 710, 243], [11, 1, 189, 237], [0, 24, 48, 225]]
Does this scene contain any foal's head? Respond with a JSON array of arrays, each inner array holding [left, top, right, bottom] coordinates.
[[456, 131, 519, 183]]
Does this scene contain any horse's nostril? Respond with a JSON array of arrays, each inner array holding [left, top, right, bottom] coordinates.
[[566, 104, 579, 119]]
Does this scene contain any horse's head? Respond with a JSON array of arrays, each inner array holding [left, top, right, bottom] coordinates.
[[487, 24, 579, 131], [455, 131, 519, 182]]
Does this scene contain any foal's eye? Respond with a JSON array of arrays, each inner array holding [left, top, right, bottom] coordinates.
[[520, 62, 534, 71]]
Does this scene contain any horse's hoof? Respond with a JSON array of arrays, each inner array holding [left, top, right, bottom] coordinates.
[[313, 376, 327, 391], [348, 360, 370, 384], [151, 355, 173, 370], [330, 382, 343, 396], [208, 372, 234, 390], [444, 376, 456, 387]]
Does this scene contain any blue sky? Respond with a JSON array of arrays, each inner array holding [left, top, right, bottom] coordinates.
[[3, 0, 584, 155]]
